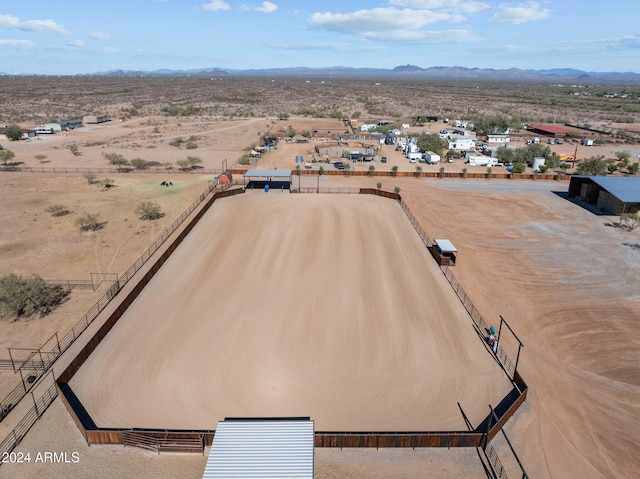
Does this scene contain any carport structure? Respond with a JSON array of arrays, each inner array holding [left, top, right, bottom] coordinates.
[[243, 169, 292, 191], [203, 418, 314, 479], [568, 176, 640, 215]]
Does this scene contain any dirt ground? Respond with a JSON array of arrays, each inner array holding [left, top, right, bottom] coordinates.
[[69, 193, 512, 432], [1, 80, 639, 478]]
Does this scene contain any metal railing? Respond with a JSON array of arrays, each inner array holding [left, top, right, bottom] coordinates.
[[0, 374, 58, 457]]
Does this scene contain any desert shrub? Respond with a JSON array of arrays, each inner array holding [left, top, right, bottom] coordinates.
[[512, 163, 526, 174], [185, 141, 198, 149], [238, 155, 251, 165], [99, 178, 116, 189], [376, 182, 382, 189], [34, 154, 47, 163], [277, 112, 290, 120], [439, 167, 445, 178], [169, 138, 184, 148], [83, 172, 97, 184], [68, 144, 81, 156], [461, 168, 468, 178], [0, 274, 70, 320], [368, 165, 375, 176], [75, 213, 103, 231], [620, 212, 640, 231], [415, 165, 422, 178], [135, 201, 164, 220], [46, 204, 70, 217], [394, 186, 401, 194], [391, 165, 398, 177]]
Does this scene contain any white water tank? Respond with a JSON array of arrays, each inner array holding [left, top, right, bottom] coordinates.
[[532, 157, 546, 172]]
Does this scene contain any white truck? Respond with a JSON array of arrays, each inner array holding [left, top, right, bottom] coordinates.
[[423, 151, 441, 164], [467, 155, 498, 167]]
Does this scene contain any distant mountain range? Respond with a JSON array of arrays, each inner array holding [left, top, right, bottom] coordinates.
[[3, 65, 640, 84]]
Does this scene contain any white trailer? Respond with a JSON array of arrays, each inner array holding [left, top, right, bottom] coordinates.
[[423, 151, 441, 164], [467, 156, 498, 166]]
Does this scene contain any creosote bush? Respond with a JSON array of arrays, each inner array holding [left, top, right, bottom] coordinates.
[[46, 204, 70, 217], [135, 201, 164, 220], [75, 213, 103, 231]]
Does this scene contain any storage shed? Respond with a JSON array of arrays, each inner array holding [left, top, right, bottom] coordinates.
[[568, 176, 640, 215]]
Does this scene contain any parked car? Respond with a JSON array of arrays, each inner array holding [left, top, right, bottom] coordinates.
[[334, 161, 345, 170], [381, 156, 387, 163]]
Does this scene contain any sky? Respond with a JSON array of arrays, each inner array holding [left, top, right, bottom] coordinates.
[[0, 1, 639, 75]]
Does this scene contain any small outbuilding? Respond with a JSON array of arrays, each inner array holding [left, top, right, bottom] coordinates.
[[243, 169, 292, 190], [568, 176, 640, 215], [83, 114, 111, 124], [431, 239, 458, 266]]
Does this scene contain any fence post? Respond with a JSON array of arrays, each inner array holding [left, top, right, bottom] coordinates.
[[31, 391, 40, 417]]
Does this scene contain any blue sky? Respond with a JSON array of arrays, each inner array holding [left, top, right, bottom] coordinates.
[[1, 1, 639, 74]]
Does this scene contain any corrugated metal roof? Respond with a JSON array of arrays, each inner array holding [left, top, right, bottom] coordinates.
[[244, 169, 292, 178], [203, 419, 314, 479], [576, 176, 640, 203], [434, 239, 457, 253], [528, 124, 570, 134]]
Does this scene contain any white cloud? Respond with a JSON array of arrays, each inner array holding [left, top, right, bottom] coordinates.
[[309, 8, 461, 34], [68, 40, 85, 48], [89, 32, 112, 41], [202, 0, 231, 11], [0, 39, 36, 49], [255, 2, 278, 13], [0, 14, 69, 35], [308, 8, 472, 43], [488, 2, 550, 25], [389, 0, 489, 14]]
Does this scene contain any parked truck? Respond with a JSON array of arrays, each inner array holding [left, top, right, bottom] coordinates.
[[423, 151, 441, 164]]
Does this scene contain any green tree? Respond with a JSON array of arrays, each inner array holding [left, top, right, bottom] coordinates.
[[103, 152, 128, 170], [496, 146, 517, 164], [4, 124, 22, 141], [187, 156, 202, 168], [472, 115, 511, 135], [0, 149, 16, 166], [277, 112, 289, 120], [486, 167, 493, 177], [461, 167, 468, 178], [416, 133, 447, 156], [439, 166, 445, 178], [627, 163, 639, 176], [318, 166, 325, 176], [34, 154, 47, 163], [135, 201, 164, 220], [515, 143, 553, 165], [368, 164, 375, 176], [394, 186, 401, 194], [415, 165, 422, 178], [0, 274, 69, 320], [391, 165, 398, 177], [577, 155, 608, 176], [376, 182, 382, 190], [130, 158, 149, 170], [615, 151, 630, 162]]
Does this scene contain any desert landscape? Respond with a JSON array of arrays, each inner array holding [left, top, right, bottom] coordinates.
[[0, 77, 639, 479]]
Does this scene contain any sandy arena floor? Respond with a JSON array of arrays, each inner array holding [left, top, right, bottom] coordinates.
[[70, 193, 512, 431]]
